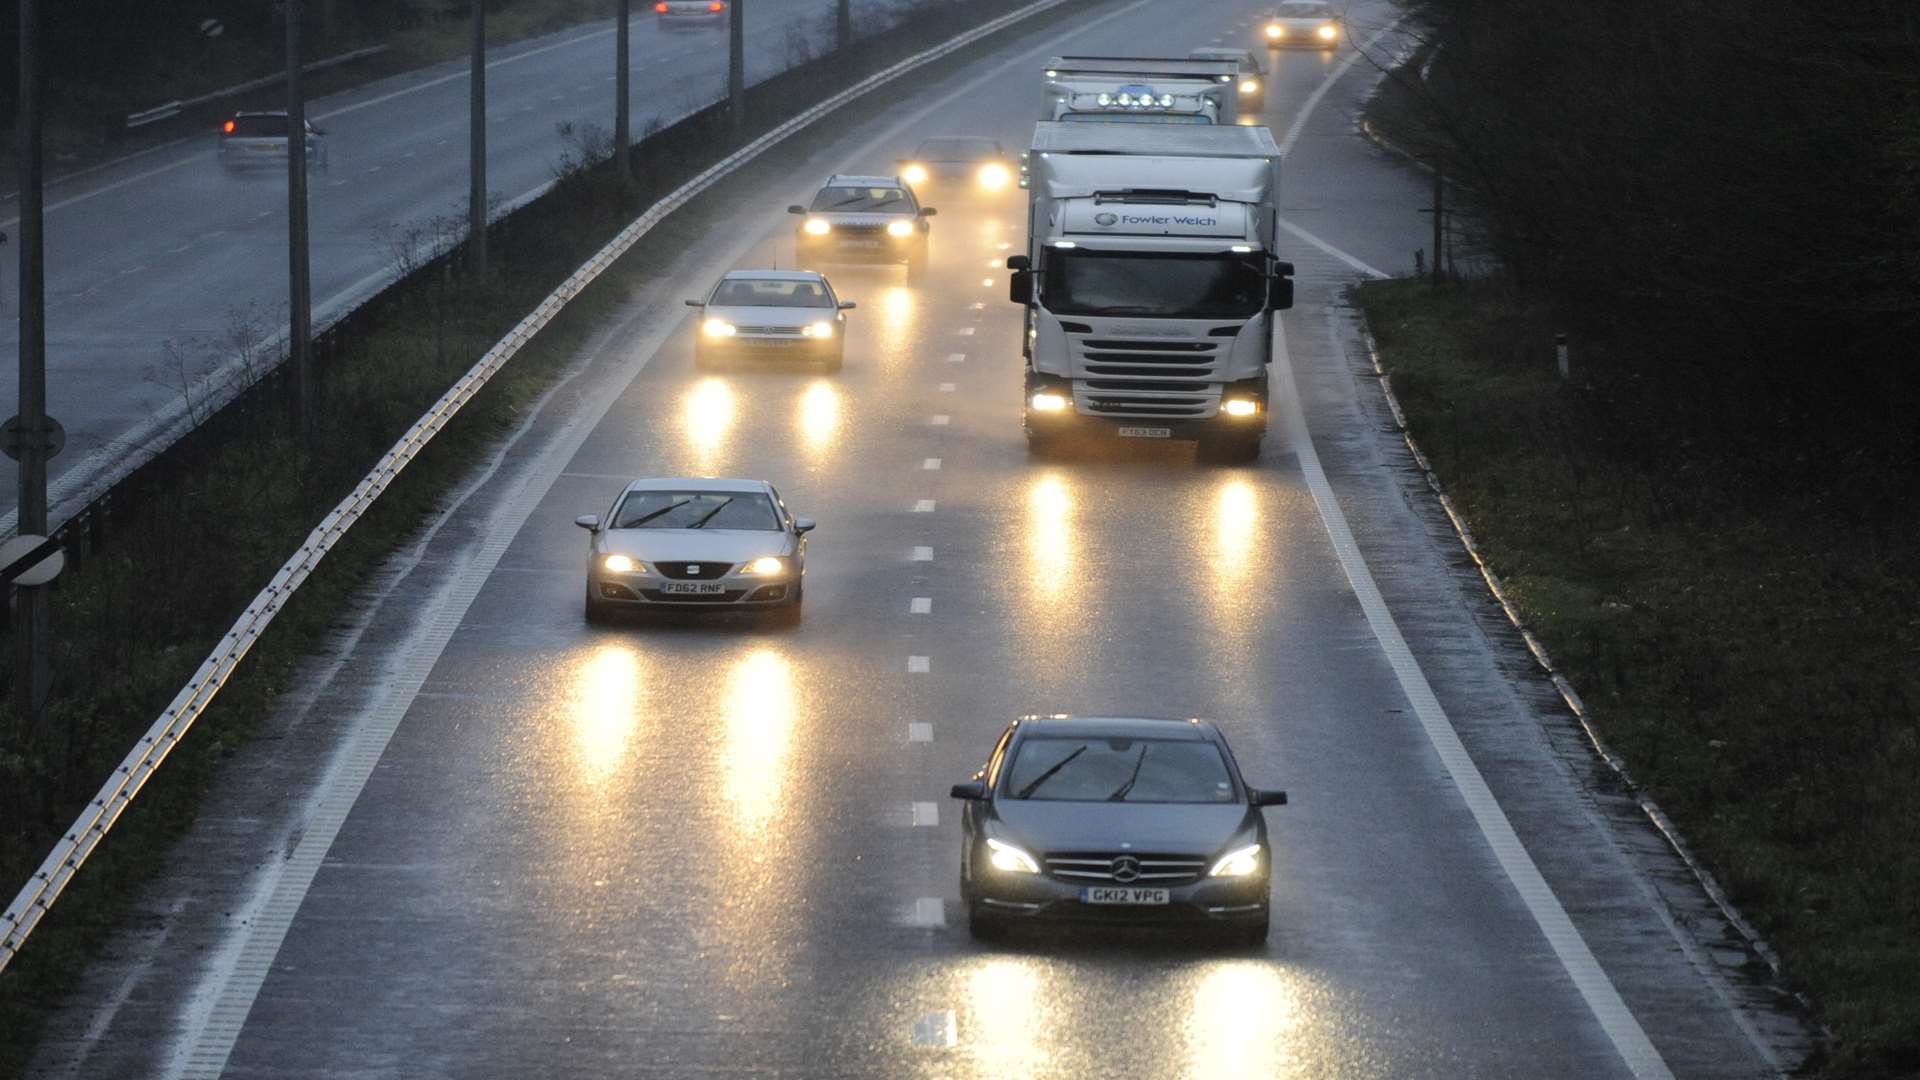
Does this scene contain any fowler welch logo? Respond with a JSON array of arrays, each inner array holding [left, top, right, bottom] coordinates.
[[1093, 212, 1119, 226], [1091, 212, 1219, 228]]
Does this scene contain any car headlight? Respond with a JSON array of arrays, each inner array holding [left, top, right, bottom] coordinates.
[[739, 556, 787, 576], [602, 554, 645, 573], [977, 163, 1010, 190], [1029, 391, 1070, 412], [803, 218, 831, 236], [1266, 23, 1284, 38], [702, 318, 736, 337], [1208, 843, 1263, 878], [1222, 398, 1261, 417], [886, 219, 916, 238], [1240, 79, 1259, 94], [1318, 23, 1337, 39], [902, 163, 928, 185], [802, 321, 834, 338], [986, 838, 1040, 874]]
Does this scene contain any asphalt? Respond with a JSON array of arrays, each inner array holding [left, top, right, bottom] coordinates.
[[24, 1, 1812, 1077]]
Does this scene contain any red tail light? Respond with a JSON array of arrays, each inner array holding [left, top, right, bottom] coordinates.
[[222, 119, 235, 134], [709, 1, 724, 9], [654, 2, 667, 10]]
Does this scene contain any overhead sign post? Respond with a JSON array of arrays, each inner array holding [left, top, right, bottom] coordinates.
[[14, 0, 56, 743]]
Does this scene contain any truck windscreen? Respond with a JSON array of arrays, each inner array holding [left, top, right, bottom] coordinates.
[[1042, 250, 1265, 318]]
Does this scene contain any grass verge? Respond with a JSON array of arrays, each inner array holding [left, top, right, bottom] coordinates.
[[1354, 277, 1919, 1079], [0, 0, 1100, 1072]]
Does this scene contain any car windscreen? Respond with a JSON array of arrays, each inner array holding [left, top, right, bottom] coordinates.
[[710, 279, 832, 307], [1060, 112, 1213, 125], [1004, 736, 1237, 803], [810, 186, 914, 213], [611, 491, 782, 530], [1042, 250, 1266, 318], [1277, 1, 1332, 15], [915, 137, 999, 161], [227, 115, 291, 137]]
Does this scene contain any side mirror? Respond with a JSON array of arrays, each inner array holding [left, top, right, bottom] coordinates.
[[950, 780, 986, 800], [787, 205, 806, 215], [793, 516, 816, 534], [919, 207, 938, 217], [1268, 275, 1294, 312], [1250, 788, 1288, 807], [1005, 255, 1031, 271], [838, 300, 857, 310], [574, 514, 601, 532], [1009, 270, 1033, 306], [684, 298, 704, 307]]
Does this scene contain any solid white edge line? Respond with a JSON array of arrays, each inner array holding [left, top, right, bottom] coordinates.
[[1273, 316, 1672, 1079]]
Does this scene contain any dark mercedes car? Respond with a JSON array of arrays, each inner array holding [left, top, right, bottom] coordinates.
[[949, 715, 1287, 944]]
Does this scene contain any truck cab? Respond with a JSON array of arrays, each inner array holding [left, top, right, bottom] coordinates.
[[1009, 124, 1294, 462], [1040, 56, 1240, 125]]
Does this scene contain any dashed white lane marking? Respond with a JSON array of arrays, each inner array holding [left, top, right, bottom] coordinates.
[[913, 499, 937, 512], [912, 1010, 958, 1048], [956, 326, 976, 336], [901, 898, 945, 927], [908, 722, 933, 743], [983, 259, 999, 268], [911, 802, 939, 827], [970, 301, 986, 309], [946, 352, 966, 363], [1278, 218, 1389, 280], [980, 278, 995, 287], [907, 656, 930, 673], [167, 242, 192, 254], [255, 209, 274, 218], [911, 546, 934, 562], [930, 414, 950, 426], [938, 383, 956, 392], [910, 597, 932, 614], [923, 457, 942, 470], [1274, 317, 1672, 1079]]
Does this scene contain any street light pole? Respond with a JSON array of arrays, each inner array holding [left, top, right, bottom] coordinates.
[[286, 0, 314, 442], [11, 0, 52, 742], [615, 0, 632, 185], [837, 0, 851, 52], [469, 0, 488, 274], [728, 0, 745, 135]]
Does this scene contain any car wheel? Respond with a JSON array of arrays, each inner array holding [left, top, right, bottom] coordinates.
[[1026, 432, 1059, 458], [1231, 917, 1270, 948], [585, 585, 612, 625], [821, 346, 843, 373]]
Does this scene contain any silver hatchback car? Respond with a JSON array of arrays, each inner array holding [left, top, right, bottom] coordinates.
[[218, 111, 328, 171]]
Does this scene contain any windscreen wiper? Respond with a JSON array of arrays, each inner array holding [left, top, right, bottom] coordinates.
[[1105, 745, 1149, 802], [687, 498, 734, 529], [624, 499, 692, 527], [1016, 745, 1088, 799]]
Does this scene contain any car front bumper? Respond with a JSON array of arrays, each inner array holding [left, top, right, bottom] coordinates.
[[797, 231, 921, 264], [700, 333, 839, 357], [971, 870, 1269, 927], [588, 571, 798, 609]]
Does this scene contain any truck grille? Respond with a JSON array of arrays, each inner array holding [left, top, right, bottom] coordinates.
[[1046, 852, 1208, 886], [1074, 336, 1219, 385]]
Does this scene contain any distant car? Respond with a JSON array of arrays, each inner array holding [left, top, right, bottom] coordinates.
[[1264, 0, 1341, 49], [655, 0, 726, 27], [218, 111, 327, 171], [575, 477, 813, 625], [1189, 47, 1267, 111], [950, 715, 1288, 945], [789, 175, 937, 283], [686, 270, 855, 372], [897, 136, 1015, 197]]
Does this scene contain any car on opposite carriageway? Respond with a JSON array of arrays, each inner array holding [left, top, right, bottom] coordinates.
[[218, 111, 328, 172], [789, 175, 937, 283], [655, 0, 727, 28], [950, 715, 1288, 945]]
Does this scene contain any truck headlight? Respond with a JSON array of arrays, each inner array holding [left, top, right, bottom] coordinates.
[[1222, 398, 1261, 417], [1266, 23, 1284, 38], [1318, 23, 1337, 39], [703, 318, 736, 337], [902, 163, 928, 184], [739, 556, 787, 576], [802, 321, 834, 338], [887, 219, 916, 238], [803, 218, 831, 236], [1240, 79, 1259, 94], [602, 554, 645, 573], [986, 838, 1039, 874], [1030, 391, 1070, 412], [1208, 843, 1263, 878], [977, 163, 1011, 190]]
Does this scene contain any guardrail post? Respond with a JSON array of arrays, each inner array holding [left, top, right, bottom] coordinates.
[[1556, 332, 1570, 380]]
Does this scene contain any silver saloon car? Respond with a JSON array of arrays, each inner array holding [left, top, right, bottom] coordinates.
[[575, 478, 813, 624], [1263, 0, 1341, 49], [687, 270, 855, 372]]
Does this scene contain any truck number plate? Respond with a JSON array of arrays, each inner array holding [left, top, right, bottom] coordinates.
[[1117, 426, 1172, 439]]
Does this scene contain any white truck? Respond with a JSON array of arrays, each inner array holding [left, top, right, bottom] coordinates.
[[1007, 122, 1294, 461], [1040, 55, 1239, 125]]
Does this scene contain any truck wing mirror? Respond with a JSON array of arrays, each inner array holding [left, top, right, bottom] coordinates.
[[787, 205, 806, 215], [1268, 274, 1294, 312], [1009, 269, 1033, 306], [1006, 255, 1031, 271]]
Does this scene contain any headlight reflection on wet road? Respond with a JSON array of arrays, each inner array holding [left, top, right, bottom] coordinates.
[[1023, 474, 1075, 603], [682, 377, 736, 472], [569, 644, 643, 784], [720, 650, 797, 840], [964, 957, 1053, 1077], [1183, 962, 1302, 1078], [797, 380, 842, 460]]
